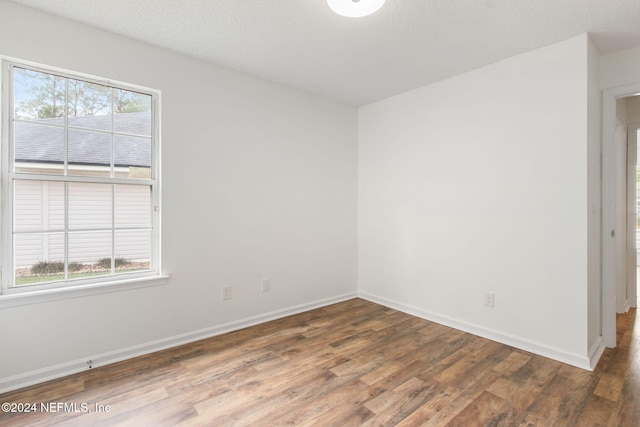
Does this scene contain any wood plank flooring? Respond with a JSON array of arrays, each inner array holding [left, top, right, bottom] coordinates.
[[0, 298, 638, 426]]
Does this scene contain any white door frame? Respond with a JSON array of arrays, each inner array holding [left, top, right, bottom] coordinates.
[[603, 83, 640, 348], [628, 122, 640, 310]]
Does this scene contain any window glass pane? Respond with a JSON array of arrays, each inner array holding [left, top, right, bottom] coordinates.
[[8, 63, 157, 290], [13, 67, 65, 124], [114, 135, 151, 179], [14, 180, 65, 232], [68, 231, 112, 279], [68, 129, 111, 177], [14, 122, 64, 175], [115, 185, 151, 228], [113, 89, 151, 136], [14, 233, 64, 286], [115, 230, 151, 272], [68, 182, 112, 230], [66, 79, 111, 131]]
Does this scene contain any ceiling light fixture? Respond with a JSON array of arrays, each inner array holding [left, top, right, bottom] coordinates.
[[327, 0, 386, 18]]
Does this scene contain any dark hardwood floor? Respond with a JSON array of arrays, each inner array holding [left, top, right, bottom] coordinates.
[[0, 298, 637, 426]]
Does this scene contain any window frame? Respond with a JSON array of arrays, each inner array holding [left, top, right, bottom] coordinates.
[[0, 57, 165, 302]]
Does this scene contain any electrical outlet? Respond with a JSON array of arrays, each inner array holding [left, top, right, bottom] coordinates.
[[222, 285, 232, 301], [261, 278, 270, 292], [484, 292, 495, 308]]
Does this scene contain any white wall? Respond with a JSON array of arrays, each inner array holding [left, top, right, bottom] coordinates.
[[600, 45, 640, 90], [587, 36, 602, 360], [358, 35, 593, 367], [626, 96, 640, 123], [0, 1, 357, 390]]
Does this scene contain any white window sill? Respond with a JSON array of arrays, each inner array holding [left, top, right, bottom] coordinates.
[[0, 275, 169, 308]]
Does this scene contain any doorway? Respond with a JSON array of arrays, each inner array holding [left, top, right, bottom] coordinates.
[[603, 88, 640, 348]]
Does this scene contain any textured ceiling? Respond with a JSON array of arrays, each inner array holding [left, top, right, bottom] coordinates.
[[9, 0, 640, 106]]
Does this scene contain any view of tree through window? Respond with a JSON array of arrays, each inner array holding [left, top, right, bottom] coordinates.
[[14, 68, 150, 120], [6, 65, 158, 289]]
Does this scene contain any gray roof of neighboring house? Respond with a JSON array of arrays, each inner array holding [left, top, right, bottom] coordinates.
[[14, 112, 151, 168]]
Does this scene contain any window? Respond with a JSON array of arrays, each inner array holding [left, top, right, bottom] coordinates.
[[1, 60, 161, 296]]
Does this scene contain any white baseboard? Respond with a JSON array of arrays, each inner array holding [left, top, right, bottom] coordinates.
[[588, 336, 606, 370], [0, 292, 358, 394], [358, 291, 597, 371]]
